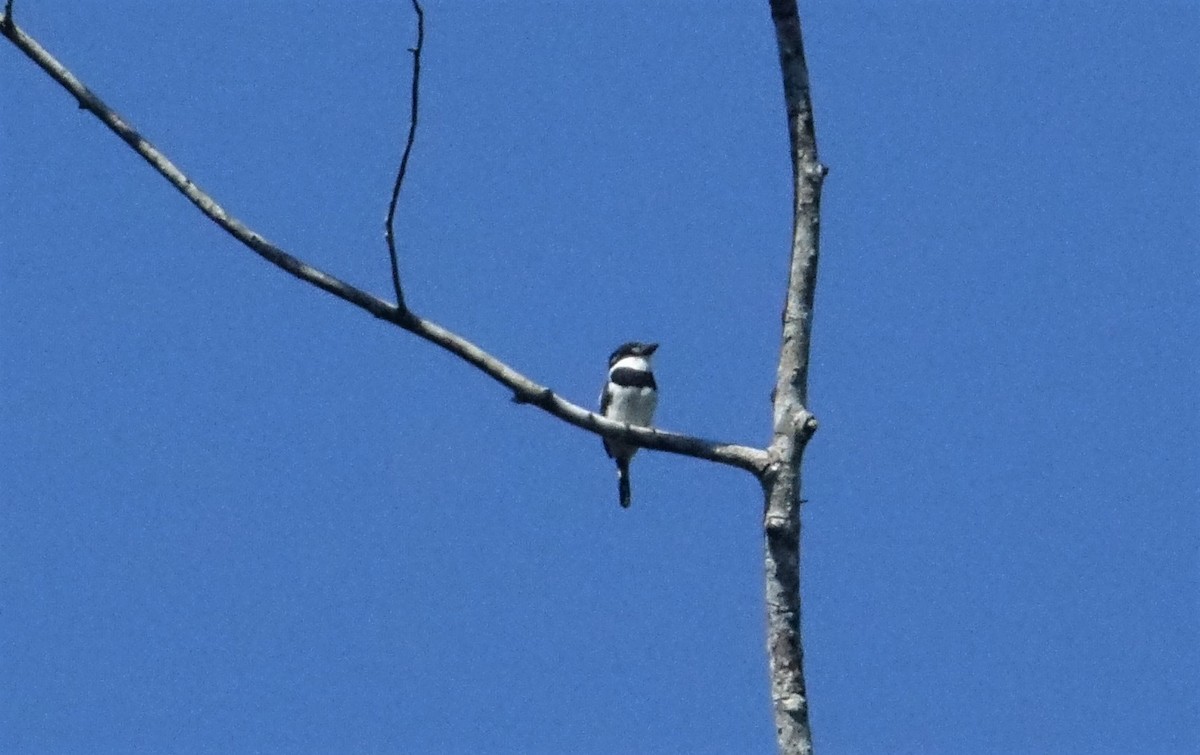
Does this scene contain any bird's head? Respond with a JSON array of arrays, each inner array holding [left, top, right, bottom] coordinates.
[[609, 341, 659, 368]]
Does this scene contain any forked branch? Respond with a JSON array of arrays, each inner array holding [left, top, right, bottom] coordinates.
[[0, 10, 767, 476]]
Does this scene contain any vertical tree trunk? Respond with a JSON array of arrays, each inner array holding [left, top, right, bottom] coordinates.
[[764, 1, 825, 753]]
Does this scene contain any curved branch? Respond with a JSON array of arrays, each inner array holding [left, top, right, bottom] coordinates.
[[384, 0, 424, 310], [0, 15, 768, 477]]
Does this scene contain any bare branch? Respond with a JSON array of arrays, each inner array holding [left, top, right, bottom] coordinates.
[[384, 0, 425, 311], [770, 0, 825, 412], [1, 1, 13, 34], [0, 16, 768, 478], [764, 0, 826, 753]]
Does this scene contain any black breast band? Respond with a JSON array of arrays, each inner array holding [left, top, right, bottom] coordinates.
[[609, 367, 657, 390]]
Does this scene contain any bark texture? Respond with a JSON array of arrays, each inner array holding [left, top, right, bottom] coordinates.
[[765, 1, 826, 753]]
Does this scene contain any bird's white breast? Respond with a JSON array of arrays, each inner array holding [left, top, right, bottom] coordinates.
[[606, 354, 657, 427], [606, 383, 658, 427]]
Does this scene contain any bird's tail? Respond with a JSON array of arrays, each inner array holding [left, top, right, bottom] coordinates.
[[617, 459, 632, 508]]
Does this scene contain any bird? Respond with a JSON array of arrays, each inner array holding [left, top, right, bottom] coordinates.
[[599, 341, 659, 508]]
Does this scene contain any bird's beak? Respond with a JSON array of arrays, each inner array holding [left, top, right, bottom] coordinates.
[[643, 343, 659, 355]]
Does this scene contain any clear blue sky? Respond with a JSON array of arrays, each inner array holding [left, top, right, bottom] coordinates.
[[2, 2, 1196, 753]]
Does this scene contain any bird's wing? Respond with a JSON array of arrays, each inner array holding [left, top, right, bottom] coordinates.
[[599, 383, 614, 458]]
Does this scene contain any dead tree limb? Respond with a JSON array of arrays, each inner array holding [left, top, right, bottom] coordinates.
[[3, 3, 827, 752], [763, 1, 826, 753], [0, 11, 766, 476]]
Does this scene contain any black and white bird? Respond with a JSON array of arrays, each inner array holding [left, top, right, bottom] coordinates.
[[599, 341, 659, 508]]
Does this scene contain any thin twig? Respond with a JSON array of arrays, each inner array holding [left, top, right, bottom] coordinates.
[[0, 16, 770, 477], [1, 0, 15, 33], [384, 0, 424, 311]]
